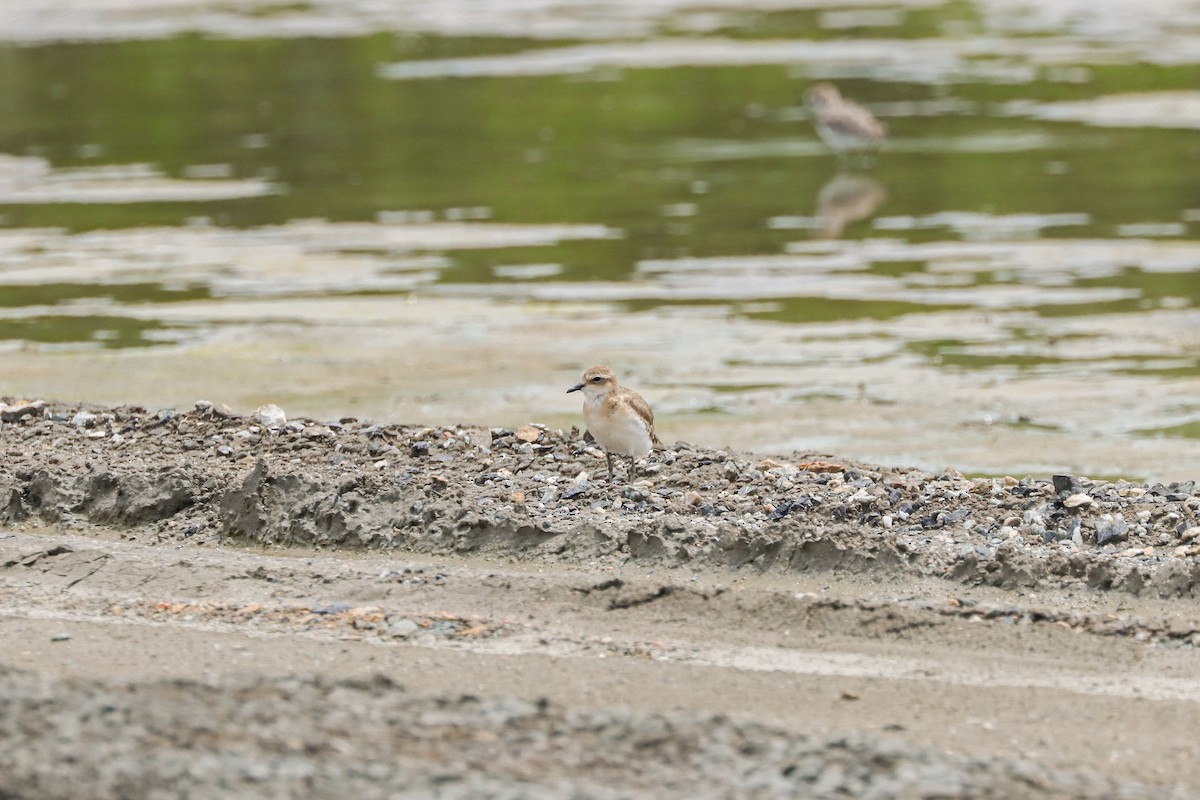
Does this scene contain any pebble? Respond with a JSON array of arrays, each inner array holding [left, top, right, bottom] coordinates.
[[1095, 515, 1129, 546], [0, 400, 45, 422], [310, 603, 353, 615], [254, 404, 287, 429], [387, 618, 420, 638], [562, 484, 589, 499], [71, 411, 99, 428], [1062, 493, 1093, 509], [1052, 474, 1081, 495], [514, 424, 542, 443]]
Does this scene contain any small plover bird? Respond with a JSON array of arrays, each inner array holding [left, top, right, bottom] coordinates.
[[804, 82, 887, 158], [567, 365, 660, 481]]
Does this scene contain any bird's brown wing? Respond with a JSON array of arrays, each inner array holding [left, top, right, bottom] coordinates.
[[821, 102, 887, 140], [623, 388, 661, 447]]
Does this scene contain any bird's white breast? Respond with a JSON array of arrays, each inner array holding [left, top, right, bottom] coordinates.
[[582, 396, 654, 458], [816, 119, 874, 151]]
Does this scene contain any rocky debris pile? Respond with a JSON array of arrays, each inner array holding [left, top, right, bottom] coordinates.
[[0, 666, 1156, 800], [2, 399, 1200, 595]]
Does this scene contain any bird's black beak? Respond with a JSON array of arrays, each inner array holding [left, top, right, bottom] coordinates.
[[566, 383, 584, 394]]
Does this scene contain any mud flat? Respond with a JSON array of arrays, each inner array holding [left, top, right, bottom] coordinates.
[[2, 398, 1200, 797]]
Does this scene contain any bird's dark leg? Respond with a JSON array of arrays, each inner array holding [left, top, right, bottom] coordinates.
[[628, 455, 638, 481], [605, 451, 615, 482]]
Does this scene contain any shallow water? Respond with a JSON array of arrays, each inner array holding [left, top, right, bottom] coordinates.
[[2, 1, 1200, 481]]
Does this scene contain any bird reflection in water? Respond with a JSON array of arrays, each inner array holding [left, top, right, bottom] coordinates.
[[813, 172, 887, 239]]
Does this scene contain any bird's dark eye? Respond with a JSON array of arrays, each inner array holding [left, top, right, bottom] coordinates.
[[591, 376, 603, 382]]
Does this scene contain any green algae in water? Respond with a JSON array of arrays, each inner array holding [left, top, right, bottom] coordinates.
[[1133, 421, 1200, 440], [0, 283, 209, 308], [0, 30, 1197, 353], [0, 315, 181, 348]]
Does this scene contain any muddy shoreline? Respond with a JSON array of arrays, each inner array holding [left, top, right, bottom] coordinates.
[[3, 398, 1200, 797]]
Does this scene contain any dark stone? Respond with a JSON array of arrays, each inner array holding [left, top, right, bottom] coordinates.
[[1051, 474, 1080, 495], [770, 501, 795, 521], [310, 602, 353, 615], [1171, 481, 1196, 496], [1095, 516, 1129, 546], [1062, 518, 1081, 541], [0, 400, 44, 423], [943, 508, 970, 525]]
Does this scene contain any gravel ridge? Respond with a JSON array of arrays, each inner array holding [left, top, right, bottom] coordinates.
[[3, 398, 1200, 600]]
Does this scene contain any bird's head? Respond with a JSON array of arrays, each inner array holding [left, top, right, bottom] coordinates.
[[567, 365, 618, 399], [804, 82, 842, 110]]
